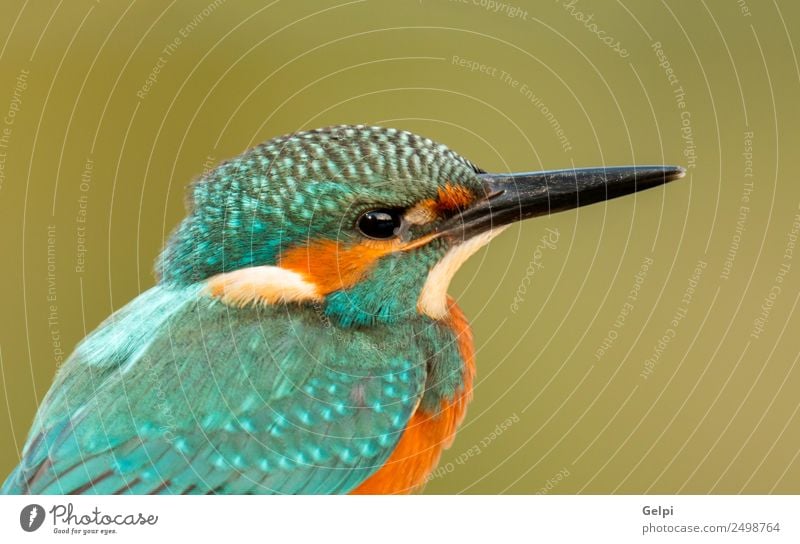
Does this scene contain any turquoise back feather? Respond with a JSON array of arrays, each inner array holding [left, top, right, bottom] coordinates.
[[3, 285, 465, 494]]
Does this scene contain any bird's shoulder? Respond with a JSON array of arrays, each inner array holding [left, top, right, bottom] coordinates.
[[5, 285, 440, 494]]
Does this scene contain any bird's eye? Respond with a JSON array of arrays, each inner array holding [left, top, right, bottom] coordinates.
[[356, 209, 403, 239]]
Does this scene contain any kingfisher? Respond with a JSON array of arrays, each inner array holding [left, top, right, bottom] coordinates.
[[3, 125, 683, 494]]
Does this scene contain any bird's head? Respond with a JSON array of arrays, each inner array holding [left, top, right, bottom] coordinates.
[[158, 125, 683, 326]]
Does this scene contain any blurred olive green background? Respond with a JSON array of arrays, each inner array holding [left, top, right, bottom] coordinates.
[[1, 0, 799, 494]]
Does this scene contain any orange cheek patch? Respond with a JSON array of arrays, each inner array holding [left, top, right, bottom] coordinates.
[[435, 183, 476, 214], [278, 239, 397, 294], [405, 183, 477, 225]]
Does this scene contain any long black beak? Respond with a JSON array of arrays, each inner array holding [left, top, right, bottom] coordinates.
[[440, 165, 685, 240]]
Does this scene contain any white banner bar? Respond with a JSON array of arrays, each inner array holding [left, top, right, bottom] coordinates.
[[1, 495, 797, 543]]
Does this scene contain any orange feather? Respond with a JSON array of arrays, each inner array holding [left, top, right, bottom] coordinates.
[[278, 239, 393, 294], [435, 183, 476, 214], [351, 297, 475, 494]]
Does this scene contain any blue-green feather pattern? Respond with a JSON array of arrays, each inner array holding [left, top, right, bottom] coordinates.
[[2, 125, 481, 495], [157, 125, 484, 285], [2, 286, 428, 494]]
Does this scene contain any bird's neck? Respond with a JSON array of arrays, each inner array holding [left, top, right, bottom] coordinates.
[[352, 297, 476, 494], [322, 252, 436, 327]]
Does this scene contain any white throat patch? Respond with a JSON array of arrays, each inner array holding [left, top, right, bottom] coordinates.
[[417, 227, 509, 320]]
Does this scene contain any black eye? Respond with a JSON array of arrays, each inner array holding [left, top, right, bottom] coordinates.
[[357, 209, 403, 239]]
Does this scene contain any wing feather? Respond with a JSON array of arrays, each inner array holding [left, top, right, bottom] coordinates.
[[2, 286, 426, 495]]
